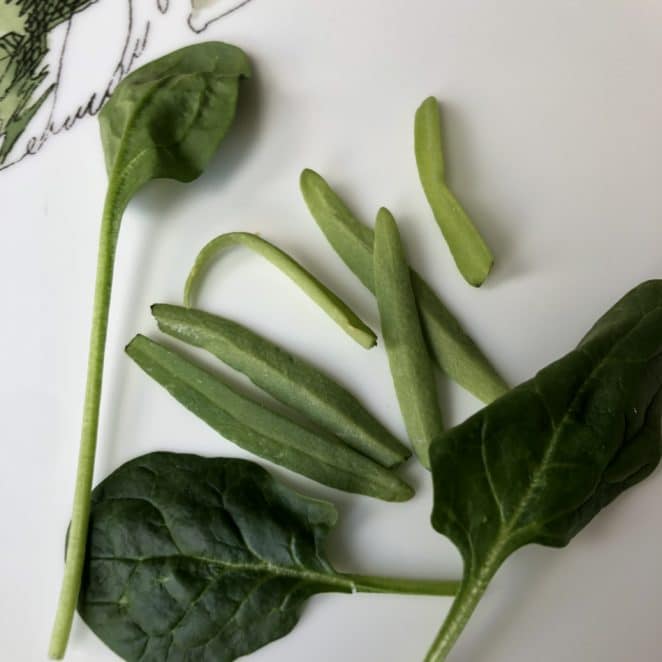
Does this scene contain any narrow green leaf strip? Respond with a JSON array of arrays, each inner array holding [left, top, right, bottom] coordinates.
[[414, 96, 493, 287], [184, 232, 377, 349], [300, 168, 508, 403], [126, 335, 413, 502], [374, 208, 444, 468], [152, 304, 410, 467]]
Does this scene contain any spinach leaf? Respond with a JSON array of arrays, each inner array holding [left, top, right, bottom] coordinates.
[[300, 168, 509, 403], [99, 42, 251, 196], [152, 305, 410, 467], [49, 43, 251, 659], [374, 208, 443, 468], [126, 334, 413, 501], [414, 97, 493, 287], [79, 452, 458, 662], [183, 232, 377, 349], [426, 280, 662, 661]]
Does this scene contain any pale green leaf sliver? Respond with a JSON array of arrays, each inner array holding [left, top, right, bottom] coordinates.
[[299, 168, 508, 403], [184, 232, 377, 349], [126, 334, 414, 503], [374, 208, 443, 468], [152, 304, 410, 467], [415, 96, 493, 287]]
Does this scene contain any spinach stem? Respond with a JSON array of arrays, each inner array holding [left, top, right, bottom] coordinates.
[[341, 573, 459, 597], [48, 190, 122, 659], [424, 571, 492, 662]]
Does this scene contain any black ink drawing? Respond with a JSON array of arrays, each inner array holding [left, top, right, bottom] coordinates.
[[0, 0, 254, 170], [188, 0, 254, 32]]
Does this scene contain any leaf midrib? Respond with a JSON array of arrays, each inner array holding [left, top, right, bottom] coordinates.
[[90, 553, 349, 591]]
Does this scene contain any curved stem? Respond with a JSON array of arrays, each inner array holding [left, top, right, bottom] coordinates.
[[48, 192, 122, 659], [424, 572, 492, 662], [341, 573, 459, 597], [184, 232, 377, 349]]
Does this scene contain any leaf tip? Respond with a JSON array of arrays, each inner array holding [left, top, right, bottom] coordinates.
[[300, 168, 321, 190], [417, 95, 440, 116]]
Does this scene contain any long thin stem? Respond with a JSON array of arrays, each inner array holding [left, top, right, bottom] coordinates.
[[341, 573, 459, 597], [48, 191, 122, 659]]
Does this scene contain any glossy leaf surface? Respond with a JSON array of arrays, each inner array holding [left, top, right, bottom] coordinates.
[[100, 42, 251, 210], [427, 280, 662, 660], [79, 453, 457, 661]]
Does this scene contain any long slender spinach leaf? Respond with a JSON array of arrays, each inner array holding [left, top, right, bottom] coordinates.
[[152, 304, 410, 467], [184, 232, 377, 348], [78, 452, 459, 662], [414, 96, 493, 287], [49, 43, 251, 659], [374, 208, 443, 468], [126, 335, 413, 502], [300, 168, 508, 403], [426, 280, 662, 661]]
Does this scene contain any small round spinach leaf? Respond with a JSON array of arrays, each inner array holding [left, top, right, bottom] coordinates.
[[100, 41, 252, 206], [78, 452, 341, 661]]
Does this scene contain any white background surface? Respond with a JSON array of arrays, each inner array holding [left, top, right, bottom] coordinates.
[[2, 1, 662, 660]]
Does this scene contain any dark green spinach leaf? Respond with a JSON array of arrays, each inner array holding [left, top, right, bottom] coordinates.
[[79, 452, 458, 661], [426, 280, 662, 661], [100, 42, 251, 201]]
